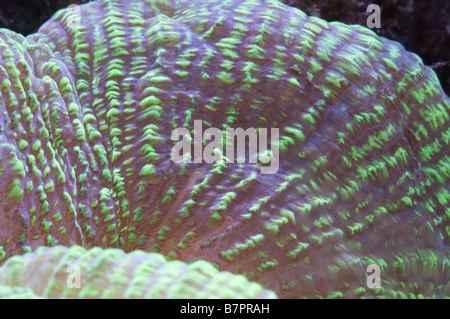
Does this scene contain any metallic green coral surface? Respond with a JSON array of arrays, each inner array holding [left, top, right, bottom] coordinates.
[[0, 0, 449, 298]]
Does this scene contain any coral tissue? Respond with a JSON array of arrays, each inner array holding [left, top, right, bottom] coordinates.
[[0, 0, 449, 298]]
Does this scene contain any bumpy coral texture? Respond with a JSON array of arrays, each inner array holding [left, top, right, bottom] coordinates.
[[0, 245, 276, 298], [0, 0, 449, 298]]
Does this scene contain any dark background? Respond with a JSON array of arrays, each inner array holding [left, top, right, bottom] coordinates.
[[0, 0, 448, 96]]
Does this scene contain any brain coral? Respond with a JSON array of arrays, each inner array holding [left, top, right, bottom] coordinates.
[[0, 245, 276, 298], [0, 0, 449, 298]]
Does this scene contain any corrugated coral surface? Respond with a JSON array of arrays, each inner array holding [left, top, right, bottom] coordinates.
[[0, 0, 449, 298]]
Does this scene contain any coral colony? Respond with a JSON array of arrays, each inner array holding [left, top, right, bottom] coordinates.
[[0, 0, 449, 298], [171, 120, 280, 174]]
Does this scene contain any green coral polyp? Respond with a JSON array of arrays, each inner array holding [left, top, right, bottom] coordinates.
[[0, 246, 276, 298], [0, 0, 449, 299]]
